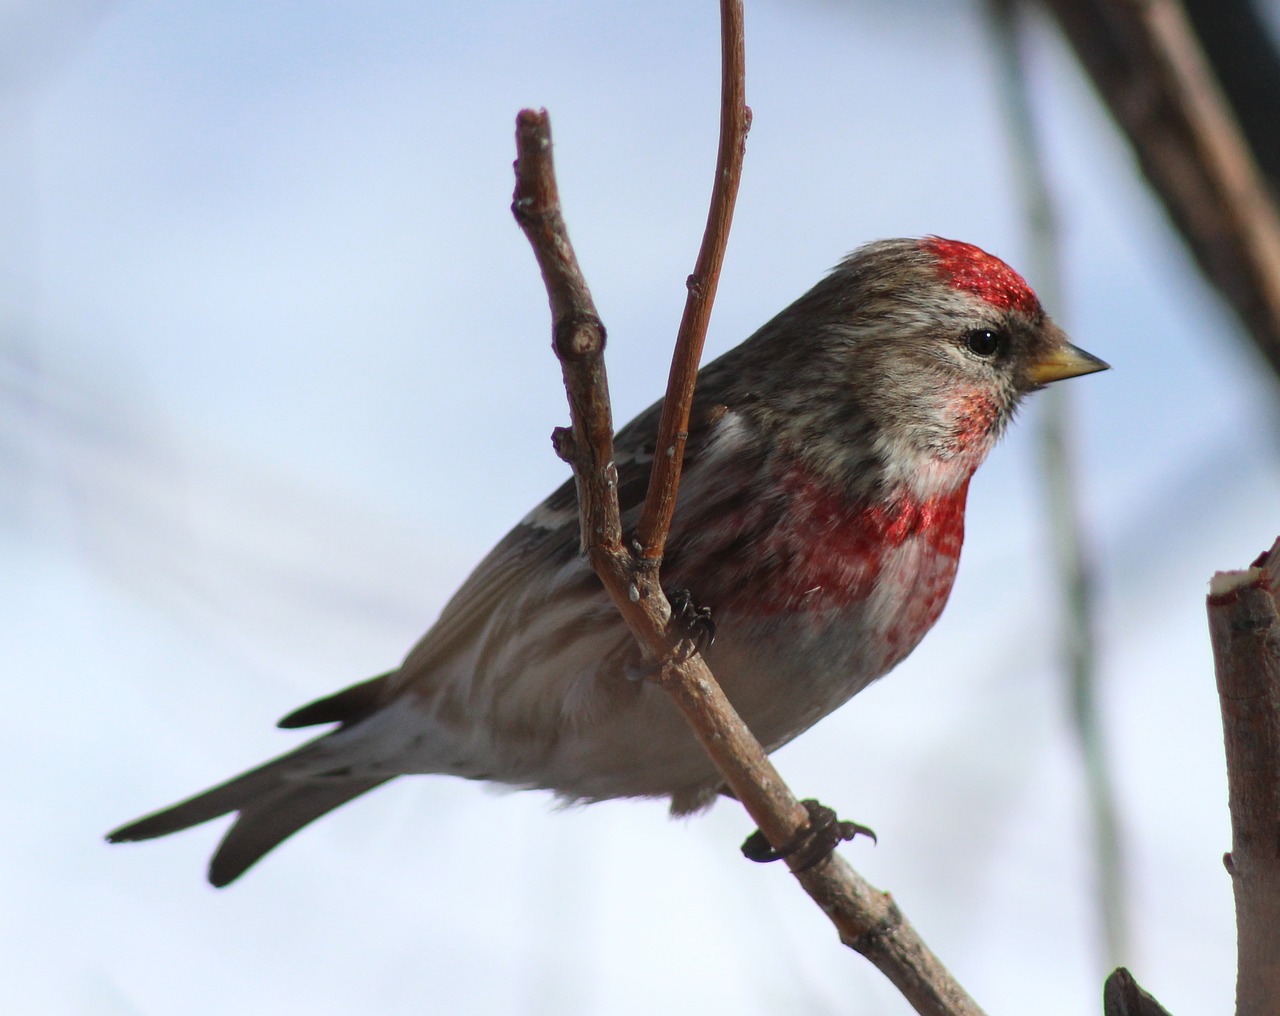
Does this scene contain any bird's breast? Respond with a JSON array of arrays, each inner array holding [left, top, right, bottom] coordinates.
[[705, 464, 969, 675]]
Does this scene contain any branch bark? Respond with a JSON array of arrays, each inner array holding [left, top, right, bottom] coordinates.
[[509, 4, 991, 1014], [1208, 537, 1280, 1016]]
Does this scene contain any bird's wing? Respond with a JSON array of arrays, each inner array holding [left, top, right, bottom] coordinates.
[[390, 399, 658, 678], [392, 393, 745, 683]]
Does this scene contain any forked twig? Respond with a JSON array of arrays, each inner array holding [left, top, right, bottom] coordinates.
[[510, 3, 986, 1014]]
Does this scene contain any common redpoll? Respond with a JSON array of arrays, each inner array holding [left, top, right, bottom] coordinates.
[[109, 237, 1107, 885]]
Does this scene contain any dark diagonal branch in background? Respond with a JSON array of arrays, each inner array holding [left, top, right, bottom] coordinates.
[[1208, 538, 1280, 1016], [1042, 0, 1280, 383], [510, 4, 986, 1014], [1182, 0, 1280, 192]]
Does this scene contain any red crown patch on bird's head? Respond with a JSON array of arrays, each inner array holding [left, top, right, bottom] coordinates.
[[921, 236, 1042, 318]]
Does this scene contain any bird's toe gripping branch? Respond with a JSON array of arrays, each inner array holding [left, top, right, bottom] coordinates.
[[741, 799, 876, 872], [667, 588, 717, 659]]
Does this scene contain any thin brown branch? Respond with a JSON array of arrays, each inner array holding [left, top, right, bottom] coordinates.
[[1208, 537, 1280, 1016], [511, 106, 987, 1016], [635, 0, 751, 562], [510, 106, 811, 888], [1042, 0, 1280, 382], [509, 35, 994, 1016]]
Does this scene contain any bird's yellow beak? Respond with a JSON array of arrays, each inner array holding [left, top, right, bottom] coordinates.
[[1027, 335, 1110, 385]]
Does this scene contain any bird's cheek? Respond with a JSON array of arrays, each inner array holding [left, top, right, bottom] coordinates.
[[943, 390, 1000, 453]]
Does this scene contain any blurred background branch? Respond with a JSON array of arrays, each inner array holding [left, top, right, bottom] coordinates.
[[1182, 0, 1280, 194], [988, 0, 1129, 973]]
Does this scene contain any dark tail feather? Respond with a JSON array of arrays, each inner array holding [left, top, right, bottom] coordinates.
[[110, 672, 402, 884], [108, 736, 393, 886], [206, 776, 391, 887], [277, 671, 392, 729]]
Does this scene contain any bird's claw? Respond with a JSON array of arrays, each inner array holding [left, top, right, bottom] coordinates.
[[667, 588, 716, 658], [741, 799, 875, 872]]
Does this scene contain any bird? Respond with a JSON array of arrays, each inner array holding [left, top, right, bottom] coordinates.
[[108, 236, 1108, 886]]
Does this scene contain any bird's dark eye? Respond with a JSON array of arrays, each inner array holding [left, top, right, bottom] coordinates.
[[965, 328, 1003, 358]]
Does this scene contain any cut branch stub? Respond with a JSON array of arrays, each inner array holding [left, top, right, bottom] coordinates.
[[1207, 536, 1280, 1016]]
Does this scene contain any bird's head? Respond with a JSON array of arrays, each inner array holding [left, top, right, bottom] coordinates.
[[741, 236, 1108, 498]]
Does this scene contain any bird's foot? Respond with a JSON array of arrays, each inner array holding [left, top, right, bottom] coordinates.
[[621, 589, 715, 681], [667, 588, 716, 659], [741, 799, 875, 872]]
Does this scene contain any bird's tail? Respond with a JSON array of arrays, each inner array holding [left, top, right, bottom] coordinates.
[[108, 674, 395, 887]]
